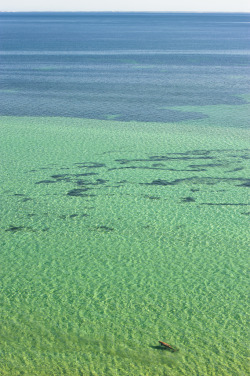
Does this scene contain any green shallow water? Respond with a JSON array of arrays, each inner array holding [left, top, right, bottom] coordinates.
[[0, 116, 249, 375]]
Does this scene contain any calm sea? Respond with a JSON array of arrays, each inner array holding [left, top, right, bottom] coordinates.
[[0, 12, 250, 123], [0, 12, 249, 376]]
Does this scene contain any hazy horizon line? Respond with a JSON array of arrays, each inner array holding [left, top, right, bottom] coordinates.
[[0, 10, 250, 14]]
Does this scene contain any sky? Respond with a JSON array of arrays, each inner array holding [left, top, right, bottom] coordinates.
[[0, 0, 250, 12]]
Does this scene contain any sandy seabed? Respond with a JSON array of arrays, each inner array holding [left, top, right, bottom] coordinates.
[[0, 114, 249, 375]]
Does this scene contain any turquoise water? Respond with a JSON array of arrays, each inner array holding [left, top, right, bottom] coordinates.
[[0, 110, 249, 375], [0, 12, 249, 376]]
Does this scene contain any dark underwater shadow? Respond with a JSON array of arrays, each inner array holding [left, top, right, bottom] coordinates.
[[149, 345, 179, 352], [150, 345, 177, 352]]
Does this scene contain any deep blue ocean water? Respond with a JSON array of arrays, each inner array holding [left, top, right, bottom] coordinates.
[[0, 12, 250, 122]]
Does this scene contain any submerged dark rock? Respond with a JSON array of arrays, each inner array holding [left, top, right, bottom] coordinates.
[[95, 226, 114, 232], [74, 173, 98, 177], [51, 174, 69, 179], [22, 198, 32, 202], [67, 188, 91, 196], [144, 176, 250, 187], [227, 167, 244, 172], [188, 163, 224, 168], [5, 226, 34, 232], [238, 181, 250, 187], [76, 180, 89, 186], [148, 179, 173, 186], [95, 179, 108, 185], [75, 162, 106, 168], [5, 226, 25, 232], [35, 180, 57, 184], [181, 197, 196, 202], [76, 178, 108, 186]]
